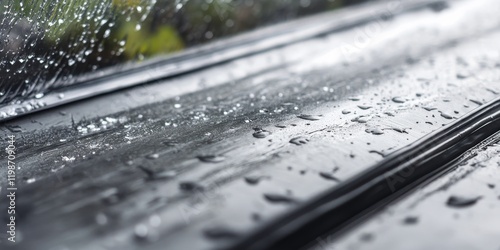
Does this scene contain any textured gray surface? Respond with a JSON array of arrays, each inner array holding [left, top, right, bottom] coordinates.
[[0, 0, 499, 249], [311, 132, 500, 250]]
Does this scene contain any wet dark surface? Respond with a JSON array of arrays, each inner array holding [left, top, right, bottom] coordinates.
[[0, 0, 499, 249]]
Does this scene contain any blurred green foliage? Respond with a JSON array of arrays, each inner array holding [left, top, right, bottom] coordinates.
[[8, 0, 185, 59], [116, 22, 184, 59]]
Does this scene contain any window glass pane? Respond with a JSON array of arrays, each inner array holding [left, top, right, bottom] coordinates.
[[0, 0, 359, 103]]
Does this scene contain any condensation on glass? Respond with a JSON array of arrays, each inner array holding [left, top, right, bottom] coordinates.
[[0, 0, 350, 104]]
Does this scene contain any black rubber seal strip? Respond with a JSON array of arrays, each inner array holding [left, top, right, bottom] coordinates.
[[225, 96, 500, 250]]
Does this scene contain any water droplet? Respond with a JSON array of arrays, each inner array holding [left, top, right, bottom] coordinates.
[[440, 112, 453, 119], [348, 96, 361, 101], [357, 105, 372, 110], [134, 224, 149, 241], [289, 137, 308, 146], [146, 153, 159, 160], [263, 193, 296, 204], [95, 213, 108, 225], [486, 88, 499, 95], [422, 106, 436, 111], [205, 31, 213, 39], [369, 150, 386, 157], [244, 176, 266, 185], [197, 155, 225, 163], [392, 97, 405, 103], [365, 128, 384, 135], [25, 178, 36, 184], [351, 116, 370, 123], [253, 128, 271, 139], [148, 215, 162, 227], [297, 114, 321, 121], [319, 172, 339, 181], [342, 110, 351, 115], [225, 19, 235, 27], [469, 99, 483, 105], [446, 195, 481, 208]]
